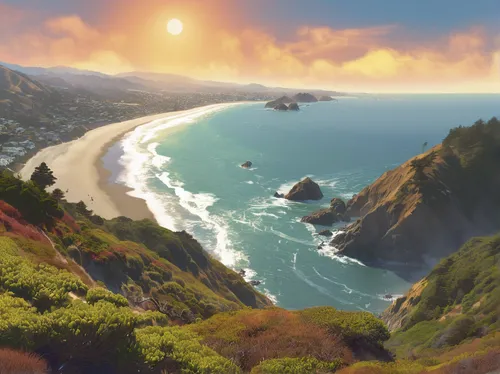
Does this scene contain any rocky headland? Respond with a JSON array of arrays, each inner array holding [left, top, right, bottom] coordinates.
[[330, 118, 500, 278]]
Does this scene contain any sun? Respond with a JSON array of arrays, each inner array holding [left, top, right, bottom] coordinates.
[[167, 18, 183, 36]]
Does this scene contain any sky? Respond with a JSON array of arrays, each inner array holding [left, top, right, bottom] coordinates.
[[1, 0, 499, 93]]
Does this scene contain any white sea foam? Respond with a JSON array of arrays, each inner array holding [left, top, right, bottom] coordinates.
[[317, 241, 366, 267], [263, 289, 278, 304], [292, 252, 298, 270], [312, 267, 377, 300], [244, 181, 254, 185], [118, 103, 247, 267], [251, 212, 279, 219], [315, 178, 338, 188], [269, 227, 314, 246], [293, 268, 354, 306], [156, 171, 244, 266]]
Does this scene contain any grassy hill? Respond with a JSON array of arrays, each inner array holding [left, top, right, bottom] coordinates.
[[0, 65, 59, 116]]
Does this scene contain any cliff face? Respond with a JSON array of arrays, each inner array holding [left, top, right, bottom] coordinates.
[[332, 118, 500, 273]]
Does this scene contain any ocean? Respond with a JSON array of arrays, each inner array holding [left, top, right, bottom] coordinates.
[[102, 94, 500, 313]]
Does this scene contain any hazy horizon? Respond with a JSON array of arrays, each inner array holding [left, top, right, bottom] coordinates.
[[1, 0, 500, 93]]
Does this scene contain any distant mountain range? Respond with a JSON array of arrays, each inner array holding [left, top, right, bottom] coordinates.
[[1, 61, 345, 97]]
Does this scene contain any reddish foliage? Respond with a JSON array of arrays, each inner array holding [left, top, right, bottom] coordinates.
[[0, 201, 23, 220], [198, 309, 352, 372], [152, 259, 170, 272], [0, 210, 49, 244], [91, 250, 117, 262], [0, 348, 48, 373], [61, 212, 80, 232]]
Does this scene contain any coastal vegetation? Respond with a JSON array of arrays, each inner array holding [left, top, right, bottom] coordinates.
[[1, 117, 500, 372]]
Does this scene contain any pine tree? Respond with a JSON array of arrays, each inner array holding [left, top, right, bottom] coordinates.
[[30, 162, 56, 190], [76, 201, 92, 217], [51, 188, 65, 201]]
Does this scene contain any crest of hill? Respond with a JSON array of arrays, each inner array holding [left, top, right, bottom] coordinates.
[[0, 65, 57, 113]]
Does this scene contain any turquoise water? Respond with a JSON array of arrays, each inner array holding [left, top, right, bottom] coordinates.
[[106, 95, 500, 313]]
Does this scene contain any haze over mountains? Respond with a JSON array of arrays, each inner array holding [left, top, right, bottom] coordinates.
[[1, 61, 344, 97]]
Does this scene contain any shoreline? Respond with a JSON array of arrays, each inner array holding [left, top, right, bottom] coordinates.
[[19, 102, 244, 221]]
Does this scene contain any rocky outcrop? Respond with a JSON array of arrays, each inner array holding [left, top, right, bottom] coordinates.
[[330, 139, 500, 274], [301, 209, 338, 225], [318, 229, 333, 237], [273, 192, 284, 198], [330, 198, 346, 215], [285, 177, 323, 201], [265, 96, 294, 109], [318, 96, 335, 101], [301, 198, 349, 226], [292, 93, 318, 103], [381, 279, 427, 331], [241, 161, 252, 168], [288, 102, 300, 111], [274, 103, 289, 111]]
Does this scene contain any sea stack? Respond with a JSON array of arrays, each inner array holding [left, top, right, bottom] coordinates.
[[265, 96, 294, 109], [292, 93, 318, 103], [285, 177, 323, 201], [288, 102, 300, 111], [319, 96, 335, 102], [241, 161, 253, 168]]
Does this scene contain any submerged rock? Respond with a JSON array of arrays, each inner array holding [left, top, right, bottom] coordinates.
[[241, 161, 253, 168], [288, 102, 300, 111], [273, 192, 284, 198], [250, 280, 261, 286], [285, 177, 323, 201]]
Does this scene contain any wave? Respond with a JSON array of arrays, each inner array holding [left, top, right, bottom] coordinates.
[[269, 227, 314, 246], [276, 175, 314, 194], [251, 212, 280, 219], [312, 267, 377, 300], [293, 268, 354, 306], [118, 104, 247, 268], [317, 242, 366, 267], [263, 288, 278, 304]]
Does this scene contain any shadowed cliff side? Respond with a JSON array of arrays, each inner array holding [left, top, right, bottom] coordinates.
[[331, 117, 500, 280]]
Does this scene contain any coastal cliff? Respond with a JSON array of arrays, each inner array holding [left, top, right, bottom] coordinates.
[[332, 117, 500, 273]]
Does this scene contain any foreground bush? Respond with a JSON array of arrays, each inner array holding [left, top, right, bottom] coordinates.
[[251, 357, 344, 374], [190, 308, 352, 372], [86, 287, 129, 307], [0, 348, 48, 374], [0, 237, 87, 311], [136, 326, 240, 373]]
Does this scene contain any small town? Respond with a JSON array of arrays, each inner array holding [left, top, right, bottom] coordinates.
[[0, 89, 274, 169]]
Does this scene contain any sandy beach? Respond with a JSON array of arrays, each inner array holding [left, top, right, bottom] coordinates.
[[20, 103, 240, 221]]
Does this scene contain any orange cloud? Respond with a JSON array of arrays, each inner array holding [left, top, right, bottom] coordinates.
[[0, 4, 498, 92]]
